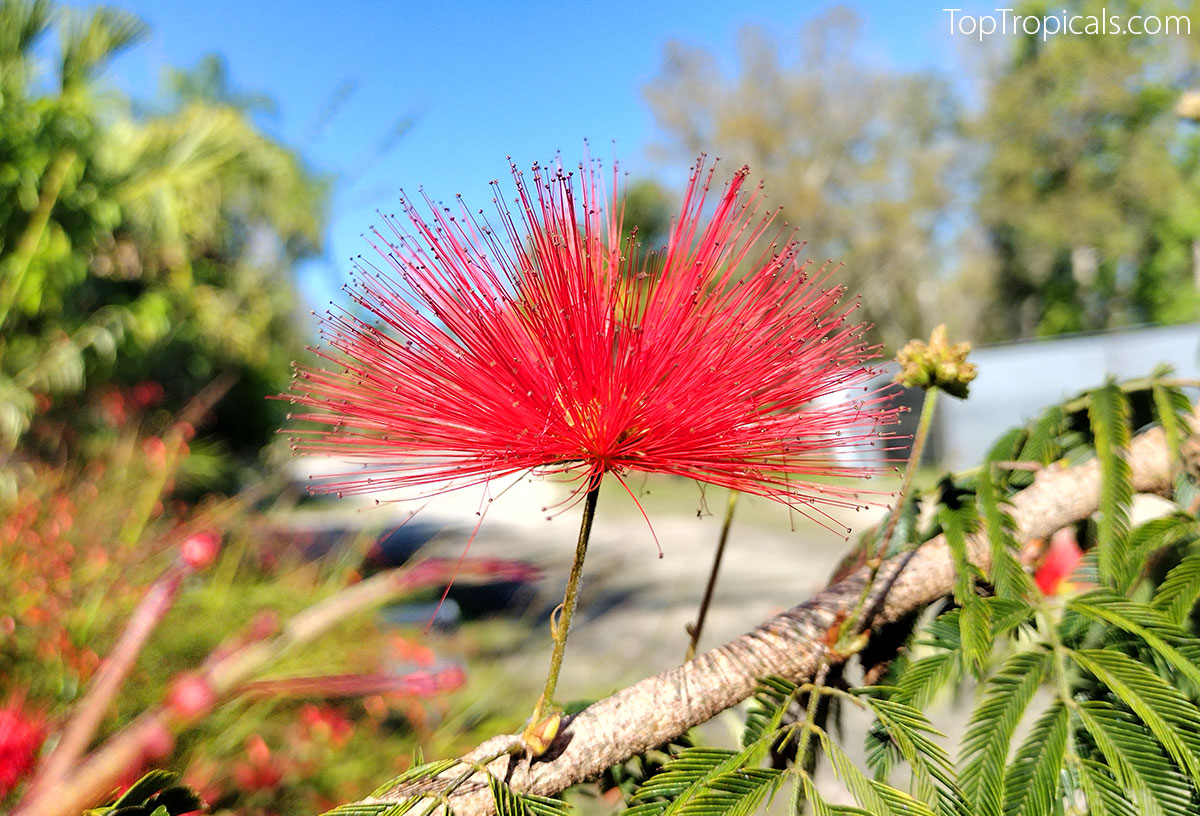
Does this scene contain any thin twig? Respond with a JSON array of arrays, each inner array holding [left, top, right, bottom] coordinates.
[[685, 489, 739, 661]]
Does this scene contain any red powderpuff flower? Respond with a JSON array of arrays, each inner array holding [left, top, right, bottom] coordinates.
[[0, 696, 45, 798], [286, 155, 896, 531]]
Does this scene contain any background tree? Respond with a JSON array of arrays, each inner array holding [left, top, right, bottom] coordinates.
[[975, 0, 1200, 339], [644, 7, 966, 350], [0, 0, 327, 490]]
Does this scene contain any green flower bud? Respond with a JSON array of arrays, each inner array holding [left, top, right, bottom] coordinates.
[[893, 324, 977, 399]]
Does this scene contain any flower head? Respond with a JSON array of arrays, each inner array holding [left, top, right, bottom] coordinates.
[[287, 155, 895, 529]]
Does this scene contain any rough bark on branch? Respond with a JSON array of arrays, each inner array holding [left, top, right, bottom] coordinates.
[[361, 422, 1174, 816]]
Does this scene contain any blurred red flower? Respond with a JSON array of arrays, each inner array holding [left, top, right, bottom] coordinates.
[[232, 735, 285, 792], [0, 696, 44, 798], [130, 381, 165, 409], [98, 387, 127, 428], [389, 634, 436, 668], [288, 155, 895, 528], [1035, 527, 1084, 595], [298, 704, 353, 747]]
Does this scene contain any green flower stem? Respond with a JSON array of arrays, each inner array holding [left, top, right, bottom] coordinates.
[[789, 663, 833, 814], [842, 387, 941, 645], [874, 388, 939, 563], [530, 481, 600, 731], [685, 489, 740, 661]]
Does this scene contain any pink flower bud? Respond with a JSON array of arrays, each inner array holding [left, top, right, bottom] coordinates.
[[141, 721, 175, 760], [167, 675, 216, 720], [180, 532, 221, 571]]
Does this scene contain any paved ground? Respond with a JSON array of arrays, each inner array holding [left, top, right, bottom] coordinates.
[[289, 457, 890, 692]]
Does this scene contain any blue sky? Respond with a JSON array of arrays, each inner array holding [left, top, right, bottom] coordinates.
[[75, 1, 985, 307]]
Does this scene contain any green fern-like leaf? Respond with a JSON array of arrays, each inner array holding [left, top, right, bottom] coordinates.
[[627, 743, 772, 816], [939, 499, 984, 600], [958, 599, 992, 679], [1149, 367, 1193, 465], [1154, 551, 1200, 625], [742, 676, 799, 748], [976, 467, 1038, 602], [1070, 649, 1200, 786], [489, 776, 573, 816], [857, 691, 968, 816], [369, 759, 460, 797], [1000, 701, 1068, 816], [319, 804, 412, 816], [819, 728, 937, 816], [1124, 516, 1200, 593], [985, 597, 1037, 639], [893, 651, 960, 710], [938, 501, 990, 675], [1019, 404, 1067, 466], [1076, 701, 1195, 816], [802, 774, 876, 816], [983, 425, 1029, 465], [959, 650, 1050, 816], [1068, 593, 1200, 690], [1075, 756, 1140, 816], [97, 770, 203, 816], [108, 771, 180, 810], [1089, 383, 1134, 586], [667, 768, 784, 816]]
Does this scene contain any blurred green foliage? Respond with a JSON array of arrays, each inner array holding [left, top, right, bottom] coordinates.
[[645, 1, 1200, 349], [0, 0, 327, 491], [977, 0, 1200, 338]]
